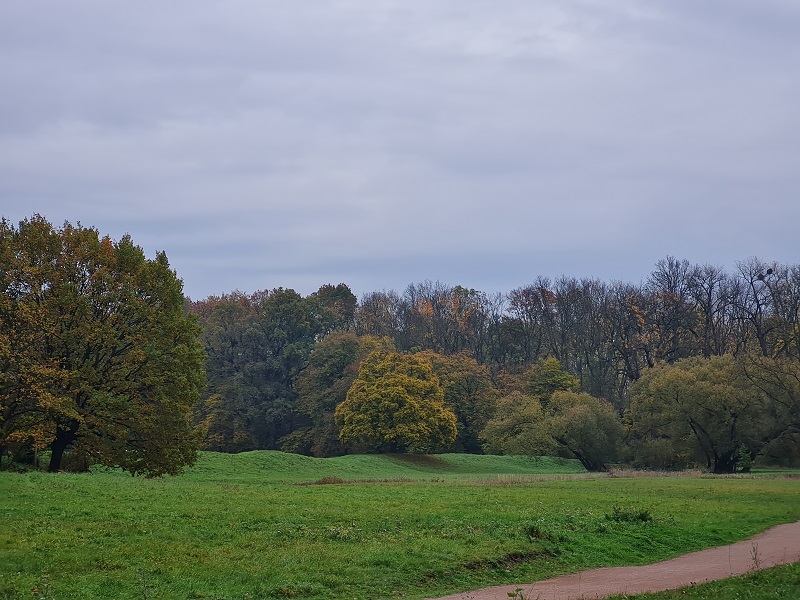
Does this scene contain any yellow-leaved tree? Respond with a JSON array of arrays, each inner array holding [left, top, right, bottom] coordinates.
[[334, 351, 457, 453]]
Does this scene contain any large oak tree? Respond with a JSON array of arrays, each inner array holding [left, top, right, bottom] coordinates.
[[0, 215, 205, 475]]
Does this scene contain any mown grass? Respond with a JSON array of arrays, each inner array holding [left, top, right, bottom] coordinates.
[[1, 452, 798, 599]]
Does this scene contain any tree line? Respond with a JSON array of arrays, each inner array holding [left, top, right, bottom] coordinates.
[[189, 257, 800, 472], [2, 216, 799, 474]]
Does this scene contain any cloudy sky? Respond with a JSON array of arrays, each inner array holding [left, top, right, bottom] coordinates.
[[2, 1, 798, 300]]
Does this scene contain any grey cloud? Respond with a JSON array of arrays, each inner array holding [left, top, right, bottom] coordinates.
[[2, 1, 798, 300]]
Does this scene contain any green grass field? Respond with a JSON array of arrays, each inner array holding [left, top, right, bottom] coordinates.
[[1, 452, 798, 599]]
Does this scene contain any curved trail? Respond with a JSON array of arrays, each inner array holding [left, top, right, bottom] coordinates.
[[426, 520, 800, 600]]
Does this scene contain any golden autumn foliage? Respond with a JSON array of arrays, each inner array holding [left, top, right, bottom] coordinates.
[[334, 351, 457, 453], [285, 333, 395, 456]]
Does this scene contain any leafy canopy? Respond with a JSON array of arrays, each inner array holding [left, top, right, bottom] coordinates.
[[481, 357, 621, 471], [0, 215, 205, 475], [287, 333, 395, 456], [334, 351, 457, 453], [629, 355, 770, 473]]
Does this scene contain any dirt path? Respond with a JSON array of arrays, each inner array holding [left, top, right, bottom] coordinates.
[[426, 520, 800, 600]]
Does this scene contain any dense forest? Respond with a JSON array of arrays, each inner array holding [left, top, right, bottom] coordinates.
[[188, 257, 800, 472], [2, 217, 798, 474]]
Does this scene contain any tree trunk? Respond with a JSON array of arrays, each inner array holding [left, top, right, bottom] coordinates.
[[48, 426, 77, 472], [712, 451, 737, 474], [560, 441, 608, 472]]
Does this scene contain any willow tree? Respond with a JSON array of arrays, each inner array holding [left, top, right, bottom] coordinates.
[[480, 390, 621, 471], [546, 390, 622, 472], [0, 215, 205, 475], [629, 355, 770, 473], [335, 351, 457, 453]]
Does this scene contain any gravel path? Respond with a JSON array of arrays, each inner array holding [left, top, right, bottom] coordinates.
[[426, 520, 800, 600]]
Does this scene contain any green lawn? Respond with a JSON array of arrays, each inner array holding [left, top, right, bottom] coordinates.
[[1, 452, 798, 599]]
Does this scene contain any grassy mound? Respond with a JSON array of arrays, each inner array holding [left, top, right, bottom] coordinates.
[[183, 450, 586, 483]]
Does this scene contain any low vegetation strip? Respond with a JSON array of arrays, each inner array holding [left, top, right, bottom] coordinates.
[[1, 453, 799, 599], [428, 520, 800, 599]]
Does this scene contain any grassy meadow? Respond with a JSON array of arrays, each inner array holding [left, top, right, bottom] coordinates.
[[1, 452, 799, 599]]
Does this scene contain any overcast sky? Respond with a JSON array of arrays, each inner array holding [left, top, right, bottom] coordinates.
[[1, 1, 798, 300]]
